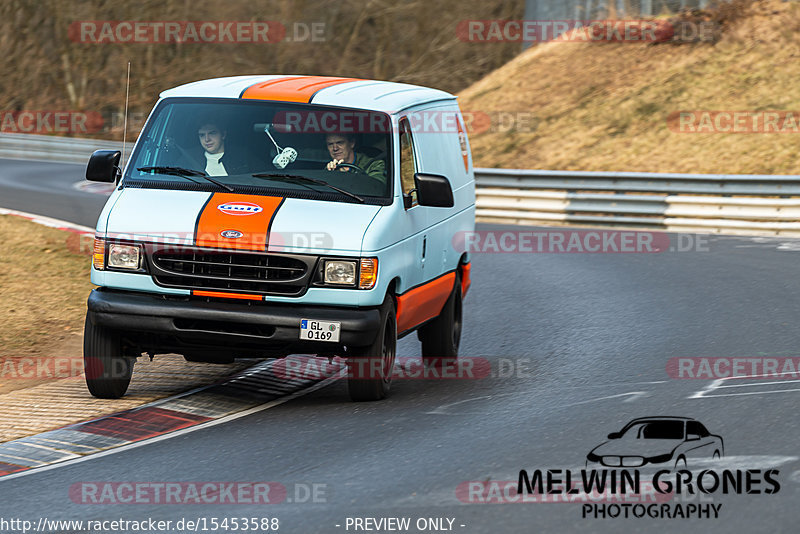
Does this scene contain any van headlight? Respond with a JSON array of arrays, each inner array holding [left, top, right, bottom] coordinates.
[[319, 258, 378, 289], [324, 260, 356, 285], [108, 243, 142, 270]]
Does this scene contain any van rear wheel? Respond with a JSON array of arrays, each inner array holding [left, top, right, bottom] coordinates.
[[83, 316, 134, 399], [419, 271, 462, 364], [347, 297, 396, 401]]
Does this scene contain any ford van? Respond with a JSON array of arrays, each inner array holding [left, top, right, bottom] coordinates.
[[84, 75, 475, 401]]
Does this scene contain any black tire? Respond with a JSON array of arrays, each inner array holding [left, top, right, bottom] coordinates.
[[83, 315, 134, 399], [347, 296, 396, 401], [419, 270, 462, 364]]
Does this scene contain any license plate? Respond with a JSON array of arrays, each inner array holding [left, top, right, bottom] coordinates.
[[300, 319, 341, 342]]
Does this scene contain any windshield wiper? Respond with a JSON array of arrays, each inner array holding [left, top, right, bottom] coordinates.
[[252, 172, 364, 203], [138, 166, 234, 192]]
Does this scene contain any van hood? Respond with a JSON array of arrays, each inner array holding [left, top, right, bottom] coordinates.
[[103, 188, 381, 254]]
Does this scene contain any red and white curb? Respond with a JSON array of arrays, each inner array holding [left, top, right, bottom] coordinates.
[[0, 207, 94, 235], [0, 209, 347, 479], [0, 357, 346, 479]]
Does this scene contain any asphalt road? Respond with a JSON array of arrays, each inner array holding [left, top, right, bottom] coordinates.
[[0, 157, 108, 227], [1, 158, 799, 533]]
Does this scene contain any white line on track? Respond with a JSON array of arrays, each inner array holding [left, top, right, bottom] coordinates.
[[689, 373, 800, 399], [426, 382, 662, 415], [0, 206, 93, 233], [561, 391, 649, 408]]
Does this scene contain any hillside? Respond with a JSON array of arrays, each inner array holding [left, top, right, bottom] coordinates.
[[460, 0, 800, 174], [0, 0, 522, 140]]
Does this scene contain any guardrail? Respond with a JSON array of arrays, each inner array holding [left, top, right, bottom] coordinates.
[[2, 133, 799, 236], [475, 168, 800, 236], [0, 132, 133, 166]]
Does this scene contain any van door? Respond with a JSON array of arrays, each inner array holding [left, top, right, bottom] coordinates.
[[405, 105, 468, 283], [397, 116, 428, 291]]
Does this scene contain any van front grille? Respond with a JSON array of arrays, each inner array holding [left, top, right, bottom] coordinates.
[[147, 245, 317, 296]]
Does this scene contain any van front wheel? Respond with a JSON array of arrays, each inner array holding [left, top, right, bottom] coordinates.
[[347, 297, 396, 401], [83, 316, 134, 399]]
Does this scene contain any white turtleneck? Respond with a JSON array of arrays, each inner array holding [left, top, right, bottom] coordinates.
[[204, 151, 227, 176]]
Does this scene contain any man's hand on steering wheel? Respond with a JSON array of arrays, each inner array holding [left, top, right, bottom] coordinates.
[[335, 162, 366, 174], [326, 159, 365, 174]]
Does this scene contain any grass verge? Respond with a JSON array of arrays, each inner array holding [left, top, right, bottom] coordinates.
[[0, 214, 92, 392]]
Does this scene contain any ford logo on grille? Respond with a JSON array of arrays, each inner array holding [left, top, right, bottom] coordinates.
[[220, 230, 244, 239], [217, 202, 263, 216]]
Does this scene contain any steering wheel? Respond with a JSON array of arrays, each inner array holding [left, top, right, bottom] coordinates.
[[335, 162, 366, 174]]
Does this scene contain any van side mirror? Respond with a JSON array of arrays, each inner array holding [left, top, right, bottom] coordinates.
[[607, 432, 621, 440], [86, 150, 121, 183], [413, 173, 454, 208]]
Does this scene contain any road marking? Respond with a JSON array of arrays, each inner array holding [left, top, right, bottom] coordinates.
[[562, 391, 649, 408], [714, 378, 800, 389], [688, 455, 798, 470], [565, 380, 667, 388], [690, 373, 800, 399], [426, 393, 517, 415], [427, 384, 659, 415]]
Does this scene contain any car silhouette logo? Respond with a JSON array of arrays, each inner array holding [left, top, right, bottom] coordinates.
[[586, 416, 724, 470], [220, 230, 244, 239]]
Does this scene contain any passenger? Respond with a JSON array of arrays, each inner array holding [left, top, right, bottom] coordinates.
[[325, 133, 386, 181], [190, 118, 253, 176]]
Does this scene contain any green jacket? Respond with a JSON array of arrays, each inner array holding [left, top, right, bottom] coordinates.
[[353, 152, 386, 183]]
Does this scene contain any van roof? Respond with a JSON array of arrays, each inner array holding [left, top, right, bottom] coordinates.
[[159, 75, 456, 113]]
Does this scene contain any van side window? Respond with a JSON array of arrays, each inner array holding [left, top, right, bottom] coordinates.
[[399, 118, 418, 203]]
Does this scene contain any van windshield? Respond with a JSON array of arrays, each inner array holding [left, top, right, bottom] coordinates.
[[124, 98, 393, 204]]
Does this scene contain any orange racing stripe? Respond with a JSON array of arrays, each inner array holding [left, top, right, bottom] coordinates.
[[241, 76, 361, 103], [396, 272, 456, 334], [195, 193, 283, 251]]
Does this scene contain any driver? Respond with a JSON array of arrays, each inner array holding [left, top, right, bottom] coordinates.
[[325, 133, 385, 181]]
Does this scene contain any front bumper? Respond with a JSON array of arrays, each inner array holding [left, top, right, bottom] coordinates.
[[87, 288, 382, 354]]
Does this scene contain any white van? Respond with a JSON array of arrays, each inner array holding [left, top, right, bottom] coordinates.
[[84, 75, 475, 401]]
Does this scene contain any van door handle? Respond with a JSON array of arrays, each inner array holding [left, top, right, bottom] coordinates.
[[421, 236, 427, 266]]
